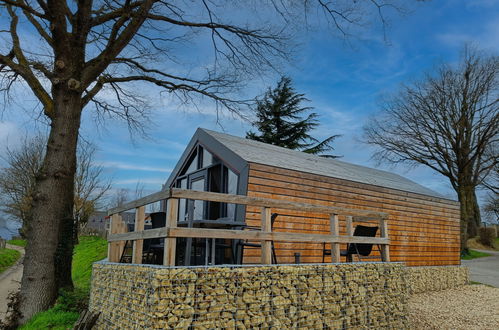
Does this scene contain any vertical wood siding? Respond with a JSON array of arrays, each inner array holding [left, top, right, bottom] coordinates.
[[243, 163, 461, 266]]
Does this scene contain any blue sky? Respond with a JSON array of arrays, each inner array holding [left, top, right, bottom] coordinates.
[[1, 0, 498, 205]]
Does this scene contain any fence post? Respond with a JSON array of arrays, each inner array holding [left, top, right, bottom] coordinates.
[[330, 214, 340, 263], [132, 206, 145, 264], [164, 198, 179, 266], [346, 215, 353, 237], [261, 207, 272, 264], [108, 213, 123, 262], [380, 217, 390, 262]]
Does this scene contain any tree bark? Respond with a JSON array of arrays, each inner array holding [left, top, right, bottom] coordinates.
[[18, 91, 82, 323], [457, 184, 481, 252]]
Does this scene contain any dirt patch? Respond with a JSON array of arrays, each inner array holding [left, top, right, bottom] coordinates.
[[409, 285, 499, 329]]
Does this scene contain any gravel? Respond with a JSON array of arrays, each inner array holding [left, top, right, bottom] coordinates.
[[409, 285, 499, 329]]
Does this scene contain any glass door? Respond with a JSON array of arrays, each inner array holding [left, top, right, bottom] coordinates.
[[188, 170, 207, 220]]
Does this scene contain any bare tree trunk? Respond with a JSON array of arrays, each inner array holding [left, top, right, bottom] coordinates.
[[457, 184, 481, 252], [19, 92, 81, 323]]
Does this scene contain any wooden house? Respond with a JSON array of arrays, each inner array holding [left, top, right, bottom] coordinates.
[[164, 128, 461, 266]]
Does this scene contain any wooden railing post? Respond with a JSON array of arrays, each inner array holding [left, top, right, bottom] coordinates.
[[107, 214, 115, 261], [164, 198, 179, 266], [108, 213, 124, 262], [330, 214, 340, 263], [346, 215, 353, 237], [261, 207, 272, 264], [132, 206, 145, 264], [380, 217, 390, 262]]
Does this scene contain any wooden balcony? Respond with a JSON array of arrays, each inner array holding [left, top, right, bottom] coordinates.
[[107, 188, 390, 266]]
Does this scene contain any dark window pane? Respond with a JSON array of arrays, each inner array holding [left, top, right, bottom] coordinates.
[[227, 169, 238, 219], [191, 178, 205, 220], [202, 148, 213, 168], [178, 178, 187, 221]]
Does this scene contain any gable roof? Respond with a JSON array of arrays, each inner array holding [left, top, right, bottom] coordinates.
[[199, 128, 450, 200]]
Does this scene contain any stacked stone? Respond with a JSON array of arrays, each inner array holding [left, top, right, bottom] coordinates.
[[406, 266, 469, 294], [90, 263, 157, 329], [89, 262, 409, 329]]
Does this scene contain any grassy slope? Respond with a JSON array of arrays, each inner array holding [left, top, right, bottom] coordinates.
[[7, 239, 27, 247], [461, 249, 491, 260], [0, 248, 21, 274], [20, 236, 107, 330]]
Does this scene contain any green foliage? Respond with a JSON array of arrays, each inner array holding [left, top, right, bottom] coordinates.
[[461, 249, 491, 260], [0, 248, 21, 274], [247, 76, 339, 157], [21, 236, 107, 329], [8, 239, 27, 247], [72, 236, 108, 291]]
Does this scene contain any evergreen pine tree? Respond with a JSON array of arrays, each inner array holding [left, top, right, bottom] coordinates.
[[247, 76, 340, 157]]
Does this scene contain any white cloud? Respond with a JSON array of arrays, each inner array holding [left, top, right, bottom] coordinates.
[[436, 17, 499, 51], [0, 121, 22, 154], [99, 161, 172, 173], [114, 178, 167, 186]]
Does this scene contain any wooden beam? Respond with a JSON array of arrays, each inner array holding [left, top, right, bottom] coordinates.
[[131, 206, 145, 264], [164, 198, 179, 266], [108, 188, 389, 218], [380, 217, 390, 262], [330, 214, 340, 263], [108, 228, 167, 242], [353, 216, 382, 223], [108, 190, 171, 215], [170, 188, 388, 218], [261, 207, 272, 264], [109, 227, 390, 245], [346, 216, 353, 236]]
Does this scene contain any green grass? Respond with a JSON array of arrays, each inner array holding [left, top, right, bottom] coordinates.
[[72, 236, 108, 291], [19, 308, 80, 330], [461, 249, 491, 260], [20, 236, 107, 329], [8, 239, 27, 247], [0, 248, 21, 274]]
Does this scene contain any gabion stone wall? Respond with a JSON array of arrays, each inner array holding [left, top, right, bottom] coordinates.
[[406, 266, 469, 294], [89, 262, 408, 329]]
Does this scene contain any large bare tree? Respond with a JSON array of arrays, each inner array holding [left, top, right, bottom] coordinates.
[[0, 0, 402, 322], [364, 48, 499, 252], [0, 136, 110, 287]]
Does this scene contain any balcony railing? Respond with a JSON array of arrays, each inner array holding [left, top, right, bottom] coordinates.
[[107, 188, 390, 265]]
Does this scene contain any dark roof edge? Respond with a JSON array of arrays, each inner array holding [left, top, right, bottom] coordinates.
[[163, 128, 247, 189]]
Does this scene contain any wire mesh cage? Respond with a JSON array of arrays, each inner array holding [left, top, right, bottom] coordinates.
[[90, 262, 408, 329]]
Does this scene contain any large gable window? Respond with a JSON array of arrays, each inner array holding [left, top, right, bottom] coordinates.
[[174, 144, 239, 222]]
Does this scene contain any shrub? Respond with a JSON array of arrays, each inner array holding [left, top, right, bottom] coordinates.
[[478, 227, 496, 247]]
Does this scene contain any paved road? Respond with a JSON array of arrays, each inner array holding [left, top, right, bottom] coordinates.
[[0, 244, 24, 322], [462, 249, 499, 288]]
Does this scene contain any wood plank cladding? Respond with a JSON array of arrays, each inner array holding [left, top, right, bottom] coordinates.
[[243, 163, 461, 266]]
